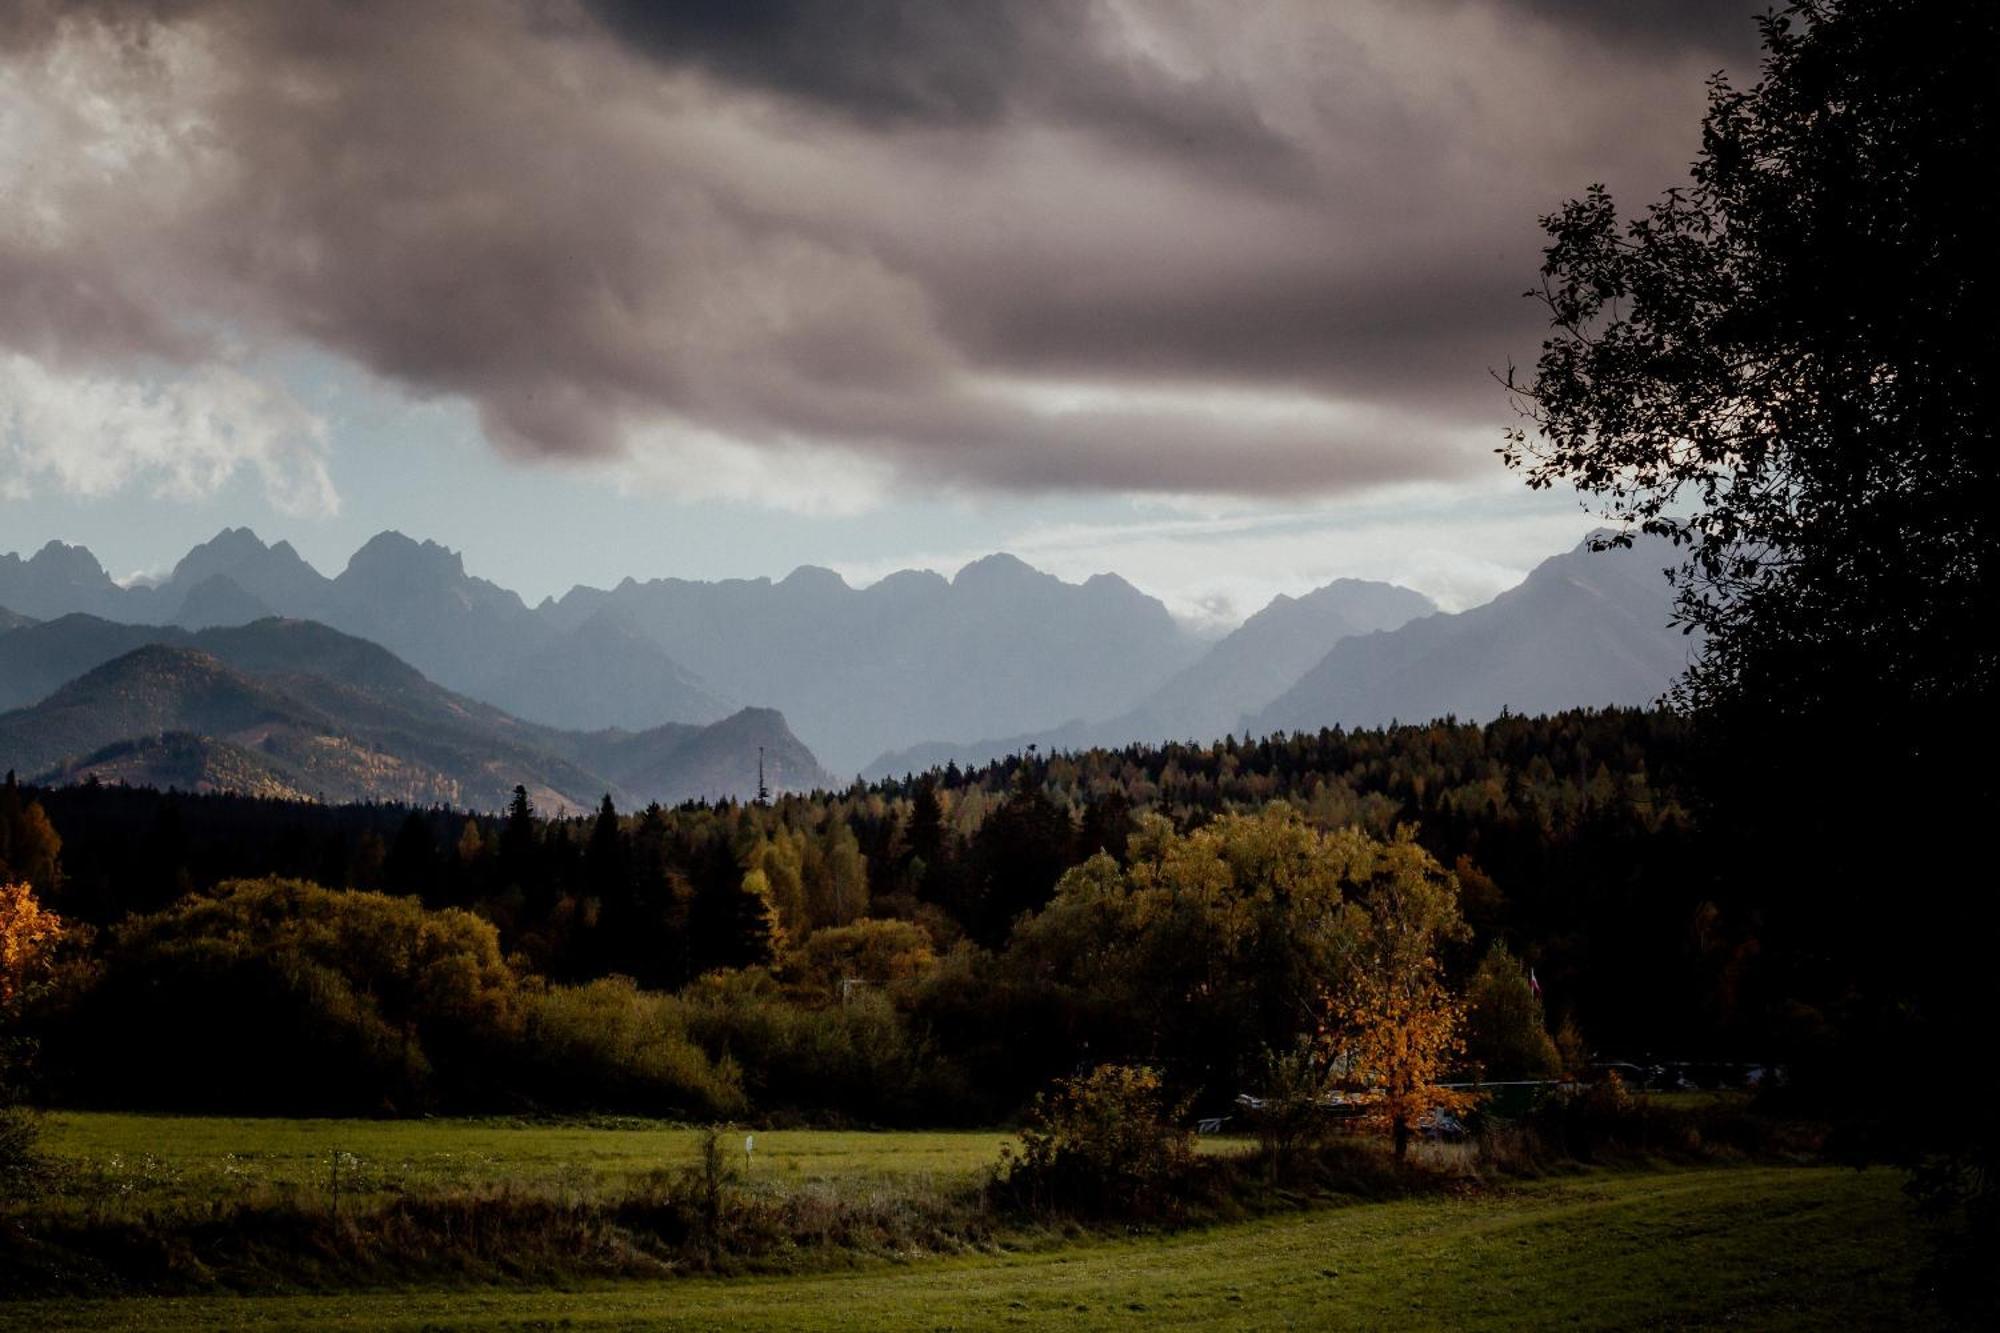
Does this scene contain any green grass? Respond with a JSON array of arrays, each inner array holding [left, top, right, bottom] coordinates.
[[35, 1112, 1026, 1206], [0, 1165, 1930, 1330]]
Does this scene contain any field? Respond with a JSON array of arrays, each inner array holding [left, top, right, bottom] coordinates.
[[0, 1161, 1930, 1330], [34, 1112, 1023, 1206]]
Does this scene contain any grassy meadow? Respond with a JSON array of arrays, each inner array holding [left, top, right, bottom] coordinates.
[[35, 1112, 1024, 1207], [0, 1163, 1932, 1330]]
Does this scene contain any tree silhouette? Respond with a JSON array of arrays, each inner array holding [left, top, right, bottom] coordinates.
[[1506, 1, 1996, 1301]]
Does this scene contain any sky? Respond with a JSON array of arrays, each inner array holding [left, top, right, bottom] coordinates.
[[0, 0, 1764, 629]]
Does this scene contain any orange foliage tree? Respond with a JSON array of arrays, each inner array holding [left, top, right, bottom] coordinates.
[[0, 880, 64, 1014], [1320, 831, 1475, 1160]]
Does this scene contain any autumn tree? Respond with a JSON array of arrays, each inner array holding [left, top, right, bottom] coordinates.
[[1, 880, 66, 1197], [0, 881, 64, 1014], [788, 917, 936, 1001], [1006, 807, 1361, 1103], [1323, 831, 1473, 1160]]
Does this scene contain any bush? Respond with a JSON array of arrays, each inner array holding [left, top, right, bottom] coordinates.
[[51, 879, 520, 1113], [998, 1064, 1194, 1219], [679, 968, 964, 1124], [1245, 1043, 1338, 1182], [515, 977, 745, 1118], [0, 1101, 49, 1203]]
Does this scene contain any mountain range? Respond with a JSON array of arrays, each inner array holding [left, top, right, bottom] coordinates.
[[2, 531, 1202, 771], [2, 527, 1695, 805], [1249, 537, 1696, 735], [0, 618, 830, 810], [866, 536, 1691, 775]]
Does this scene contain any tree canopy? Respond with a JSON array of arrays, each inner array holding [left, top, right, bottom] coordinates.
[[1506, 0, 1996, 743]]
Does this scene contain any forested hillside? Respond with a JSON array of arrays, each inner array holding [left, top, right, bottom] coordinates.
[[7, 706, 1761, 1124]]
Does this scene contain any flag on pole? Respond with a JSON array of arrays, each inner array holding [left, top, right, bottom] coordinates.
[[1529, 967, 1543, 999]]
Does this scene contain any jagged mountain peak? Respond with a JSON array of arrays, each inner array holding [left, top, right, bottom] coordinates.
[[171, 526, 270, 571], [24, 540, 112, 582], [342, 530, 468, 581], [778, 565, 850, 594], [952, 551, 1052, 587]]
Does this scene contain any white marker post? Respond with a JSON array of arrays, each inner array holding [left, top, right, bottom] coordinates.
[[744, 1133, 754, 1174]]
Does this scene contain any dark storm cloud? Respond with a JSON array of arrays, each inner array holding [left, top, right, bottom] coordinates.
[[0, 0, 1751, 503], [586, 0, 1304, 188], [583, 0, 1052, 125], [1493, 0, 1768, 55]]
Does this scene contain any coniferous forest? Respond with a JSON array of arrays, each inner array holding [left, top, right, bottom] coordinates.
[[0, 706, 1780, 1122]]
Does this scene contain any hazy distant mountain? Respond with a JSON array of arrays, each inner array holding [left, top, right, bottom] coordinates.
[[172, 574, 275, 630], [0, 618, 828, 809], [547, 552, 1202, 771], [3, 530, 1212, 766], [1251, 537, 1695, 734], [164, 528, 336, 622], [1115, 579, 1436, 742], [862, 577, 1435, 776], [0, 615, 171, 711], [323, 531, 548, 696], [0, 541, 132, 621], [0, 529, 730, 734], [477, 611, 732, 732], [0, 607, 38, 633], [574, 707, 835, 805]]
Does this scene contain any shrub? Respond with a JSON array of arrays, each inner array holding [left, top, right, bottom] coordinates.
[[679, 968, 962, 1123], [1245, 1043, 1337, 1183], [998, 1064, 1194, 1219], [514, 977, 745, 1118], [53, 879, 521, 1112]]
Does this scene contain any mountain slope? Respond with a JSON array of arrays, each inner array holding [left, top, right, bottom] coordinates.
[[477, 611, 732, 732], [0, 621, 830, 810], [547, 553, 1202, 771], [0, 541, 133, 621], [861, 577, 1435, 776], [172, 574, 275, 630], [40, 732, 315, 801], [0, 616, 199, 712], [1114, 579, 1435, 743], [0, 645, 337, 783], [577, 708, 836, 805], [1251, 537, 1695, 734]]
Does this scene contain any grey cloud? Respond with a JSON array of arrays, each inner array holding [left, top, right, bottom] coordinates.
[[582, 0, 1049, 125], [0, 0, 1741, 502], [1480, 0, 1768, 57], [584, 0, 1304, 188]]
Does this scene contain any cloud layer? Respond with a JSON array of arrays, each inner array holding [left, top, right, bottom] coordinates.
[[0, 0, 1761, 506]]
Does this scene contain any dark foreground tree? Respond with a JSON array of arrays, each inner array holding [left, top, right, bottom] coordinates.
[[1508, 0, 1996, 736], [1506, 0, 1996, 1309]]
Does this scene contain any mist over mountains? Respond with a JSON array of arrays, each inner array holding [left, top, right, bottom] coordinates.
[[2, 527, 1693, 807]]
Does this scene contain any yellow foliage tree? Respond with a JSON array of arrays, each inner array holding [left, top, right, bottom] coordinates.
[[1325, 956, 1471, 1160], [1320, 830, 1475, 1160], [0, 880, 64, 1013]]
